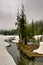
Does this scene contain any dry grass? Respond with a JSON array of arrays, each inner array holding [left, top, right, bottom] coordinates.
[[16, 43, 43, 58]]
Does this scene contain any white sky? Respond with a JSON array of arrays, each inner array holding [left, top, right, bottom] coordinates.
[[0, 0, 43, 30]]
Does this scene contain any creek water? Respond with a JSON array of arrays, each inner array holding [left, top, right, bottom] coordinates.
[[6, 37, 43, 65]]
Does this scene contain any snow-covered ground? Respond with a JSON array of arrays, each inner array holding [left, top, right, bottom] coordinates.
[[33, 35, 43, 54], [12, 35, 19, 43], [34, 35, 42, 40], [0, 35, 16, 65], [33, 42, 43, 54]]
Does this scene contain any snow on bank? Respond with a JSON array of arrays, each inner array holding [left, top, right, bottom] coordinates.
[[12, 35, 19, 43], [34, 35, 42, 40], [33, 35, 43, 54], [4, 35, 19, 43], [33, 42, 43, 54], [0, 35, 16, 65]]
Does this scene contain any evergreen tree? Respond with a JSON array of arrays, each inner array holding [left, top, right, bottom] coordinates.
[[17, 5, 27, 44], [31, 19, 34, 37]]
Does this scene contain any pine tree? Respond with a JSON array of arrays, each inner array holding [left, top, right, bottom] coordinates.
[[31, 19, 34, 37], [17, 4, 27, 44]]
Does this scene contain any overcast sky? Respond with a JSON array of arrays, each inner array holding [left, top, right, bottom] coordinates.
[[0, 0, 43, 30]]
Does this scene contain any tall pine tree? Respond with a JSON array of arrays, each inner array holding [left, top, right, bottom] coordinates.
[[17, 5, 27, 44]]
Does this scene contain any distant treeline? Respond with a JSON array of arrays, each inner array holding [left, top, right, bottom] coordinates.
[[0, 20, 43, 36], [0, 30, 18, 35], [33, 20, 43, 35], [24, 20, 43, 40]]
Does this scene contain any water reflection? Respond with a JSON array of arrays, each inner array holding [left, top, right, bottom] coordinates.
[[6, 40, 43, 65], [17, 52, 35, 65], [35, 57, 43, 62], [6, 41, 35, 65]]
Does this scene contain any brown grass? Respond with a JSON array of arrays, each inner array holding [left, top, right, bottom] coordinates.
[[16, 43, 43, 58]]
